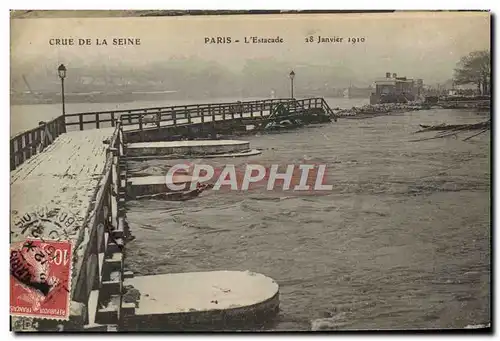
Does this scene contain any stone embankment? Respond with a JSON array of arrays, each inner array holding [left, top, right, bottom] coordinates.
[[332, 103, 430, 119]]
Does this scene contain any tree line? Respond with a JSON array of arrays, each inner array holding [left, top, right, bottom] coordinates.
[[453, 50, 490, 95]]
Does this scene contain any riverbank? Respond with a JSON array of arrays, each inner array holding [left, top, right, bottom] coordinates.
[[332, 100, 490, 120], [332, 103, 431, 119]]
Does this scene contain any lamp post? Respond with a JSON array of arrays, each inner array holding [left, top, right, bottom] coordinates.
[[289, 70, 295, 99], [58, 64, 67, 118]]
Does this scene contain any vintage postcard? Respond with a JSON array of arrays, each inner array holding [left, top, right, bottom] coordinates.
[[10, 10, 491, 332]]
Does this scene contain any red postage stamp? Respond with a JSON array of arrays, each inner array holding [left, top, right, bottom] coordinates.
[[10, 238, 72, 320]]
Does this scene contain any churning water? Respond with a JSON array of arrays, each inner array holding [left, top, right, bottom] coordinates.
[[124, 104, 490, 330]]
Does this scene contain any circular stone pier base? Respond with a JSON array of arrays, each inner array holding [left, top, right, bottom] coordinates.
[[121, 270, 279, 331], [126, 140, 254, 158]]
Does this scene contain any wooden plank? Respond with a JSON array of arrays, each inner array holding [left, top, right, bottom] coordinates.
[[87, 289, 100, 326], [10, 127, 115, 243]]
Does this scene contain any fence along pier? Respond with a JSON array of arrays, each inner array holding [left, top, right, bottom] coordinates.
[[9, 97, 336, 331]]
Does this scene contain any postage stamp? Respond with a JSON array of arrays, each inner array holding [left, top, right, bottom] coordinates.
[[10, 238, 72, 320], [10, 206, 79, 322]]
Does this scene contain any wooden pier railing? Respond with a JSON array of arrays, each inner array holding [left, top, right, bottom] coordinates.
[[10, 97, 335, 171], [10, 115, 66, 171], [63, 97, 335, 132], [118, 97, 335, 131], [63, 98, 295, 132], [70, 119, 127, 329]]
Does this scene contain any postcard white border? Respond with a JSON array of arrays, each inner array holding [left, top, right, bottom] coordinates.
[[3, 0, 497, 340]]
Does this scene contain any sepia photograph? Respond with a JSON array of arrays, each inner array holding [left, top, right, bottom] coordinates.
[[9, 10, 491, 332]]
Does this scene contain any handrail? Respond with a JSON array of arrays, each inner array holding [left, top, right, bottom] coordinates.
[[119, 97, 329, 131], [70, 120, 124, 326], [66, 98, 295, 117], [10, 115, 66, 171], [61, 98, 300, 132]]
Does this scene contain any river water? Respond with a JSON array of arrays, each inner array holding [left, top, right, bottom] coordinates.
[[11, 97, 491, 330], [124, 103, 490, 330]]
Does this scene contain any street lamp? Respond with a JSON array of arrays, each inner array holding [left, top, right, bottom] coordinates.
[[289, 70, 295, 99], [58, 64, 67, 118]]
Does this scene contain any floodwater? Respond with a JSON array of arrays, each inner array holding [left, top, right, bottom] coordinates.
[[11, 97, 490, 330], [123, 104, 491, 330]]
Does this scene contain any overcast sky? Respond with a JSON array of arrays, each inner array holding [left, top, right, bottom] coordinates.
[[11, 12, 490, 85]]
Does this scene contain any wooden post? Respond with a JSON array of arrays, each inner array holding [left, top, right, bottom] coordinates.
[[48, 122, 53, 143], [60, 115, 67, 134], [95, 113, 100, 129], [55, 117, 61, 136], [172, 110, 177, 126], [39, 124, 45, 153], [10, 140, 15, 171], [111, 113, 115, 127], [138, 114, 143, 131], [35, 129, 41, 153], [17, 138, 24, 165], [24, 134, 31, 160], [30, 131, 36, 158], [109, 147, 119, 227], [79, 114, 84, 131]]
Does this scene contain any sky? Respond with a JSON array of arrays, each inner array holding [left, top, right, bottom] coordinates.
[[10, 11, 491, 86]]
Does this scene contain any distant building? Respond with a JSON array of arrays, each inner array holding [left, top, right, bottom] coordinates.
[[370, 72, 424, 104]]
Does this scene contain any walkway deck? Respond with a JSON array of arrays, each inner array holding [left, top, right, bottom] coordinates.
[[10, 128, 114, 243]]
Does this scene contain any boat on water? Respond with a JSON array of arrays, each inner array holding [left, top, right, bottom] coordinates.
[[135, 183, 213, 201], [263, 118, 304, 131]]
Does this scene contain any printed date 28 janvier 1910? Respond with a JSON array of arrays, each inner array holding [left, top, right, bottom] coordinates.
[[305, 36, 366, 44]]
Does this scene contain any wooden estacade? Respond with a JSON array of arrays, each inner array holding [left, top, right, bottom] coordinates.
[[119, 97, 336, 133], [10, 97, 336, 170], [9, 96, 336, 331]]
